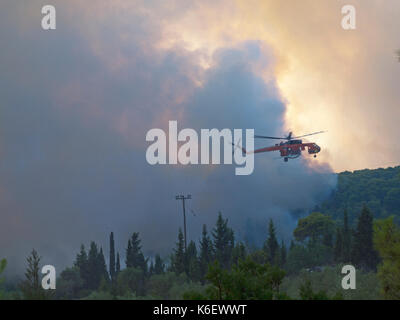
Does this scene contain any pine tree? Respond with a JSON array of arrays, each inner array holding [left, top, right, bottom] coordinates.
[[20, 249, 47, 300], [74, 244, 89, 287], [264, 219, 279, 265], [231, 242, 247, 266], [87, 241, 102, 290], [352, 206, 379, 270], [125, 232, 147, 274], [342, 210, 352, 263], [334, 228, 343, 262], [172, 228, 186, 275], [199, 224, 213, 280], [97, 247, 109, 283], [109, 232, 116, 282], [212, 212, 235, 269], [116, 252, 121, 275], [154, 254, 165, 275]]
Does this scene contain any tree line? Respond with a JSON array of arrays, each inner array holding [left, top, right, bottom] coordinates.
[[1, 206, 400, 300]]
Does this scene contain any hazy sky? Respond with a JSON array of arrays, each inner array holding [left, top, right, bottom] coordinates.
[[0, 0, 398, 274]]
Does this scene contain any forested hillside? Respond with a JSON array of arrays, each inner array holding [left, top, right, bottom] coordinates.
[[2, 166, 400, 300], [317, 166, 400, 224]]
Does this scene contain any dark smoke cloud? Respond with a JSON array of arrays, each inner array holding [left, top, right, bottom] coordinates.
[[0, 1, 336, 276]]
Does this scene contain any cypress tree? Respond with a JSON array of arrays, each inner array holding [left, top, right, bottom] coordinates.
[[352, 206, 379, 270], [342, 210, 352, 263], [199, 224, 213, 280], [109, 232, 116, 281], [264, 219, 279, 265], [334, 228, 343, 262], [87, 242, 100, 289], [116, 252, 121, 274]]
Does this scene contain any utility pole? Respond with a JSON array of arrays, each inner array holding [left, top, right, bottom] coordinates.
[[175, 194, 191, 252]]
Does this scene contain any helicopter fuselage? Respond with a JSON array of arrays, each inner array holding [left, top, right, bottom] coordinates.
[[245, 139, 321, 161]]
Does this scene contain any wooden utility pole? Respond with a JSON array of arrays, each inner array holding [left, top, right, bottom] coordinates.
[[175, 194, 191, 251]]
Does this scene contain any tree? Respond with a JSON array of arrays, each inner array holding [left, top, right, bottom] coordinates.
[[186, 241, 201, 281], [322, 233, 333, 248], [294, 212, 335, 243], [185, 257, 286, 300], [212, 212, 234, 269], [126, 239, 133, 268], [171, 228, 186, 275], [279, 240, 287, 267], [264, 219, 279, 265], [149, 261, 154, 276], [334, 228, 343, 262], [86, 242, 109, 290], [116, 267, 146, 296], [109, 232, 116, 281], [299, 279, 330, 300], [74, 244, 89, 287], [352, 206, 379, 270], [199, 224, 213, 281], [0, 258, 7, 299], [154, 254, 165, 275], [373, 216, 400, 299], [231, 242, 247, 266], [56, 267, 84, 299], [125, 232, 147, 274], [20, 249, 48, 300], [342, 210, 352, 263], [116, 252, 121, 275], [97, 248, 110, 283]]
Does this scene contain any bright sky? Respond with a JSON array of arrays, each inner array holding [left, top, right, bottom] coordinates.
[[151, 0, 400, 171]]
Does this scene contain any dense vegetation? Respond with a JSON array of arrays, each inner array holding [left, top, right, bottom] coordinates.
[[1, 208, 399, 300], [318, 166, 400, 223], [1, 166, 400, 300]]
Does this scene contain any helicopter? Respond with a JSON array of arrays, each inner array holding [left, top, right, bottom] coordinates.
[[234, 131, 325, 162]]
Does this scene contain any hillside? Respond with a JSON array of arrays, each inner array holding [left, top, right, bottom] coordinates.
[[317, 166, 400, 225]]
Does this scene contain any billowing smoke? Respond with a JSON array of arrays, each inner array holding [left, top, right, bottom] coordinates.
[[0, 1, 336, 277]]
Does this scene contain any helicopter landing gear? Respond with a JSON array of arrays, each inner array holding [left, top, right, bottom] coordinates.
[[284, 157, 288, 162]]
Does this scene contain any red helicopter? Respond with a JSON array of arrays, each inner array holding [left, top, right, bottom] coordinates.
[[235, 131, 325, 162]]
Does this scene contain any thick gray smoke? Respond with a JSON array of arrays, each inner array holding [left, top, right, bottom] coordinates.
[[0, 1, 336, 277]]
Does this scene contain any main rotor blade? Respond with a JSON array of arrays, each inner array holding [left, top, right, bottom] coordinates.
[[292, 131, 326, 139], [254, 135, 287, 140]]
